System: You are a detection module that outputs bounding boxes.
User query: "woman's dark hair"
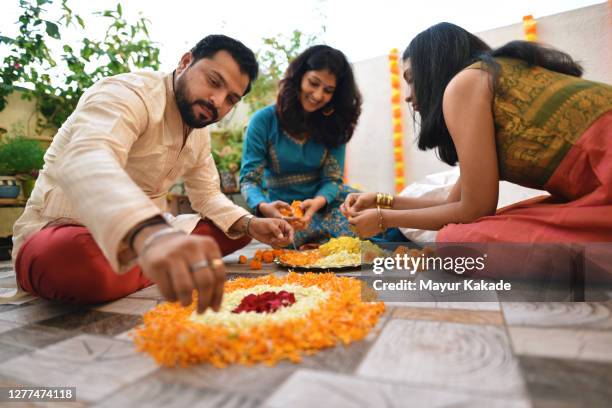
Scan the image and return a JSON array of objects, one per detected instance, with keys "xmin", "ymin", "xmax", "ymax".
[
  {"xmin": 402, "ymin": 22, "xmax": 583, "ymax": 165},
  {"xmin": 276, "ymin": 45, "xmax": 362, "ymax": 148},
  {"xmin": 191, "ymin": 34, "xmax": 258, "ymax": 95}
]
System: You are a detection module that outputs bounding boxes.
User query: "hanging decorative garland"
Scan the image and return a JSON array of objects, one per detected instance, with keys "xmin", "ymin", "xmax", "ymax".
[
  {"xmin": 388, "ymin": 48, "xmax": 405, "ymax": 193},
  {"xmin": 132, "ymin": 272, "xmax": 385, "ymax": 367},
  {"xmin": 523, "ymin": 15, "xmax": 537, "ymax": 42}
]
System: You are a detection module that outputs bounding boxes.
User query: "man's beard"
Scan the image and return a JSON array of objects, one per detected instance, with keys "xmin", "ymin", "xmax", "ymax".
[{"xmin": 175, "ymin": 74, "xmax": 219, "ymax": 128}]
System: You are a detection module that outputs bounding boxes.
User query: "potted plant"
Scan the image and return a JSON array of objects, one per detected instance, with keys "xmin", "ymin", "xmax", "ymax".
[
  {"xmin": 211, "ymin": 127, "xmax": 245, "ymax": 194},
  {"xmin": 0, "ymin": 130, "xmax": 45, "ymax": 199}
]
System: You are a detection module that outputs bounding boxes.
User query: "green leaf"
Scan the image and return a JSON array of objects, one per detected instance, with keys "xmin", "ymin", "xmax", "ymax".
[
  {"xmin": 44, "ymin": 21, "xmax": 60, "ymax": 39},
  {"xmin": 117, "ymin": 3, "xmax": 122, "ymax": 16},
  {"xmin": 76, "ymin": 15, "xmax": 85, "ymax": 28},
  {"xmin": 0, "ymin": 36, "xmax": 14, "ymax": 45}
]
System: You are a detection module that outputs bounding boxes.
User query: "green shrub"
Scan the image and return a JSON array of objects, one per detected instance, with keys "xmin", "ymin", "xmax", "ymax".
[{"xmin": 0, "ymin": 136, "xmax": 45, "ymax": 176}]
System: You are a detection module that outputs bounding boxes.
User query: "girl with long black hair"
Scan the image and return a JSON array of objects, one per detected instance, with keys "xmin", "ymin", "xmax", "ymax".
[{"xmin": 343, "ymin": 22, "xmax": 612, "ymax": 245}]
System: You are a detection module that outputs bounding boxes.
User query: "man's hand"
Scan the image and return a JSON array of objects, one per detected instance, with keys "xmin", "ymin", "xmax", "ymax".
[
  {"xmin": 300, "ymin": 196, "xmax": 327, "ymax": 229},
  {"xmin": 341, "ymin": 192, "xmax": 377, "ymax": 218},
  {"xmin": 133, "ymin": 225, "xmax": 226, "ymax": 314},
  {"xmin": 249, "ymin": 217, "xmax": 294, "ymax": 247}
]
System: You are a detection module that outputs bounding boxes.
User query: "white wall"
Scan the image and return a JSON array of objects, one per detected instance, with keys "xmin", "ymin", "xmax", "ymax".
[
  {"xmin": 477, "ymin": 2, "xmax": 611, "ymax": 83},
  {"xmin": 346, "ymin": 56, "xmax": 395, "ymax": 192},
  {"xmin": 347, "ymin": 2, "xmax": 611, "ymax": 192}
]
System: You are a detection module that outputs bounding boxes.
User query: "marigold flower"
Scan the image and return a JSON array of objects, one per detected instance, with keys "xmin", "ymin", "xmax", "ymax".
[{"xmin": 132, "ymin": 273, "xmax": 385, "ymax": 367}]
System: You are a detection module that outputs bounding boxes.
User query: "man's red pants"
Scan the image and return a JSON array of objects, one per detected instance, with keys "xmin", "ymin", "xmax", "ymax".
[{"xmin": 15, "ymin": 220, "xmax": 251, "ymax": 304}]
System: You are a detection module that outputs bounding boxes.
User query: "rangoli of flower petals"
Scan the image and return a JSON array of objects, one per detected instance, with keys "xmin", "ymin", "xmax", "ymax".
[{"xmin": 132, "ymin": 272, "xmax": 385, "ymax": 367}]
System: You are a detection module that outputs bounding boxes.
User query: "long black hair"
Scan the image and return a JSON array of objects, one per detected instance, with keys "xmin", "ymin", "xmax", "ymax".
[
  {"xmin": 276, "ymin": 45, "xmax": 362, "ymax": 148},
  {"xmin": 403, "ymin": 22, "xmax": 583, "ymax": 165}
]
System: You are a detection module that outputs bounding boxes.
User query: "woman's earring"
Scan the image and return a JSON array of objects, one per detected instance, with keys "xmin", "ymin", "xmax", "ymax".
[{"xmin": 322, "ymin": 106, "xmax": 335, "ymax": 116}]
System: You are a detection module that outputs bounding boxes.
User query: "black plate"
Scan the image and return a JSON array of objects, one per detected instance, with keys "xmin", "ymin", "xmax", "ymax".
[{"xmin": 274, "ymin": 258, "xmax": 365, "ymax": 272}]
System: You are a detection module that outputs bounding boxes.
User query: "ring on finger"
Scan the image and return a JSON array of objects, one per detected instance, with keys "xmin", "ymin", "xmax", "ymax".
[
  {"xmin": 211, "ymin": 258, "xmax": 224, "ymax": 270},
  {"xmin": 189, "ymin": 259, "xmax": 210, "ymax": 273}
]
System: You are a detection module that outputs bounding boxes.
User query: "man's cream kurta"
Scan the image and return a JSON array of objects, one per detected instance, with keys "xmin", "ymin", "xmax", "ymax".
[{"xmin": 11, "ymin": 71, "xmax": 249, "ymax": 282}]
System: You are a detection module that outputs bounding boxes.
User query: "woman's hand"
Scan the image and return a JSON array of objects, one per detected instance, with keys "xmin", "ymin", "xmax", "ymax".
[
  {"xmin": 348, "ymin": 209, "xmax": 382, "ymax": 238},
  {"xmin": 258, "ymin": 201, "xmax": 292, "ymax": 219},
  {"xmin": 300, "ymin": 196, "xmax": 327, "ymax": 229},
  {"xmin": 341, "ymin": 192, "xmax": 377, "ymax": 217}
]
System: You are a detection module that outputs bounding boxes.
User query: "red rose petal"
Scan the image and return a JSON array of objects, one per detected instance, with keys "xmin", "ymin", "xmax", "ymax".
[{"xmin": 232, "ymin": 290, "xmax": 297, "ymax": 314}]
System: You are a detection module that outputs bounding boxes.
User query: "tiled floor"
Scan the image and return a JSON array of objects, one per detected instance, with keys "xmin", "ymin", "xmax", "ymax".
[{"xmin": 1, "ymin": 242, "xmax": 611, "ymax": 407}]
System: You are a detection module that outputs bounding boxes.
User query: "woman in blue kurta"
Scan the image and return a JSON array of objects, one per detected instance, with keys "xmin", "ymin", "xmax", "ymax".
[{"xmin": 240, "ymin": 45, "xmax": 362, "ymax": 247}]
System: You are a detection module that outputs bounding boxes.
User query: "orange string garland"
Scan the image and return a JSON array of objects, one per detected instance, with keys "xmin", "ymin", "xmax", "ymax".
[
  {"xmin": 523, "ymin": 15, "xmax": 537, "ymax": 42},
  {"xmin": 388, "ymin": 48, "xmax": 405, "ymax": 192}
]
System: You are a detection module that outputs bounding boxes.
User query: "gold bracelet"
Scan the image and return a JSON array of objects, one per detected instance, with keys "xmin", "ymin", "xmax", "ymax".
[
  {"xmin": 376, "ymin": 206, "xmax": 386, "ymax": 232},
  {"xmin": 384, "ymin": 193, "xmax": 394, "ymax": 209},
  {"xmin": 376, "ymin": 193, "xmax": 394, "ymax": 209}
]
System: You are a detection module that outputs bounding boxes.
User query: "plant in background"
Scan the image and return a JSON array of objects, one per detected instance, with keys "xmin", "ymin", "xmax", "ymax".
[
  {"xmin": 211, "ymin": 127, "xmax": 245, "ymax": 173},
  {"xmin": 211, "ymin": 127, "xmax": 246, "ymax": 193},
  {"xmin": 0, "ymin": 123, "xmax": 45, "ymax": 177},
  {"xmin": 0, "ymin": 0, "xmax": 160, "ymax": 133},
  {"xmin": 243, "ymin": 30, "xmax": 320, "ymax": 113}
]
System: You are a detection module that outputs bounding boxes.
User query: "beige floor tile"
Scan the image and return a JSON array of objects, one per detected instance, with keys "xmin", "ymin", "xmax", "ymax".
[
  {"xmin": 519, "ymin": 355, "xmax": 612, "ymax": 408},
  {"xmin": 95, "ymin": 298, "xmax": 159, "ymax": 316},
  {"xmin": 0, "ymin": 319, "xmax": 21, "ymax": 334},
  {"xmin": 502, "ymin": 301, "xmax": 612, "ymax": 330},
  {"xmin": 264, "ymin": 369, "xmax": 530, "ymax": 408},
  {"xmin": 0, "ymin": 334, "xmax": 158, "ymax": 402},
  {"xmin": 393, "ymin": 306, "xmax": 504, "ymax": 325},
  {"xmin": 0, "ymin": 301, "xmax": 77, "ymax": 324},
  {"xmin": 126, "ymin": 285, "xmax": 163, "ymax": 300},
  {"xmin": 92, "ymin": 374, "xmax": 261, "ymax": 408},
  {"xmin": 509, "ymin": 326, "xmax": 612, "ymax": 363},
  {"xmin": 154, "ymin": 363, "xmax": 295, "ymax": 401},
  {"xmin": 356, "ymin": 319, "xmax": 526, "ymax": 398},
  {"xmin": 386, "ymin": 301, "xmax": 500, "ymax": 311}
]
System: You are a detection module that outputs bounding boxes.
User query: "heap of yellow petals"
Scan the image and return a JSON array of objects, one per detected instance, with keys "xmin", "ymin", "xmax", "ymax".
[{"xmin": 132, "ymin": 272, "xmax": 385, "ymax": 367}]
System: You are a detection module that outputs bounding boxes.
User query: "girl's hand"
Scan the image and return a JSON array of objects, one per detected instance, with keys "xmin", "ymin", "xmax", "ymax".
[
  {"xmin": 348, "ymin": 209, "xmax": 382, "ymax": 238},
  {"xmin": 341, "ymin": 192, "xmax": 377, "ymax": 217},
  {"xmin": 300, "ymin": 196, "xmax": 327, "ymax": 229}
]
